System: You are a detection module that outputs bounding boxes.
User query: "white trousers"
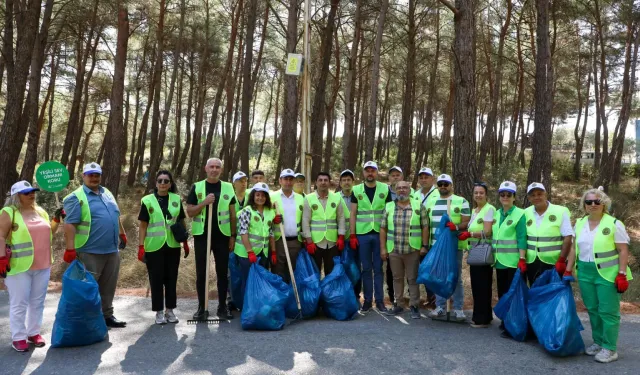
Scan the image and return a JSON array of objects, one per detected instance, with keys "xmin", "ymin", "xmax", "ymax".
[{"xmin": 4, "ymin": 268, "xmax": 50, "ymax": 341}]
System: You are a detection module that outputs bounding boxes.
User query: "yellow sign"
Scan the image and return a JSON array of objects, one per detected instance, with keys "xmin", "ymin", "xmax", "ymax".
[{"xmin": 286, "ymin": 53, "xmax": 303, "ymax": 76}]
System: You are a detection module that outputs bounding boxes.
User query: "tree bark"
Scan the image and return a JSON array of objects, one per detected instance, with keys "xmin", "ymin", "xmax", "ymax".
[
  {"xmin": 280, "ymin": 0, "xmax": 300, "ymax": 172},
  {"xmin": 342, "ymin": 0, "xmax": 361, "ymax": 169}
]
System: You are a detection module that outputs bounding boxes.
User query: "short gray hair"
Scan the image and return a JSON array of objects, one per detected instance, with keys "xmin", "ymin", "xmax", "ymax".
[
  {"xmin": 206, "ymin": 158, "xmax": 223, "ymax": 167},
  {"xmin": 579, "ymin": 188, "xmax": 612, "ymax": 214}
]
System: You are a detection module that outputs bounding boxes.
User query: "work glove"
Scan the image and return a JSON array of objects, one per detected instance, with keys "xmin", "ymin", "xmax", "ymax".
[
  {"xmin": 306, "ymin": 242, "xmax": 317, "ymax": 255},
  {"xmin": 273, "ymin": 214, "xmax": 283, "ymax": 225},
  {"xmin": 615, "ymin": 274, "xmax": 629, "ymax": 293},
  {"xmin": 562, "ymin": 270, "xmax": 575, "ymax": 284},
  {"xmin": 517, "ymin": 258, "xmax": 527, "ymax": 274},
  {"xmin": 183, "ymin": 242, "xmax": 190, "ymax": 258},
  {"xmin": 119, "ymin": 234, "xmax": 127, "ymax": 249},
  {"xmin": 337, "ymin": 235, "xmax": 345, "ymax": 251},
  {"xmin": 349, "ymin": 234, "xmax": 359, "ymax": 250},
  {"xmin": 0, "ymin": 256, "xmax": 10, "ymax": 278},
  {"xmin": 63, "ymin": 249, "xmax": 77, "ymax": 263},
  {"xmin": 53, "ymin": 208, "xmax": 66, "ymax": 223},
  {"xmin": 457, "ymin": 231, "xmax": 471, "ymax": 241},
  {"xmin": 555, "ymin": 256, "xmax": 567, "ymax": 275},
  {"xmin": 138, "ymin": 245, "xmax": 146, "ymax": 263},
  {"xmin": 248, "ymin": 251, "xmax": 258, "ymax": 264},
  {"xmin": 445, "ymin": 222, "xmax": 457, "ymax": 231},
  {"xmin": 271, "ymin": 250, "xmax": 277, "ymax": 265}
]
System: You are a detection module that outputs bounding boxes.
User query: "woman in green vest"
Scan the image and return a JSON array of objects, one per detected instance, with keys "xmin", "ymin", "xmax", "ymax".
[
  {"xmin": 138, "ymin": 170, "xmax": 188, "ymax": 325},
  {"xmin": 0, "ymin": 181, "xmax": 64, "ymax": 352},
  {"xmin": 565, "ymin": 188, "xmax": 632, "ymax": 363}
]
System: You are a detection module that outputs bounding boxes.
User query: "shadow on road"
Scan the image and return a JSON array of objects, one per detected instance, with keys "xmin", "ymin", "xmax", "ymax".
[
  {"xmin": 121, "ymin": 323, "xmax": 188, "ymax": 373},
  {"xmin": 30, "ymin": 339, "xmax": 112, "ymax": 374}
]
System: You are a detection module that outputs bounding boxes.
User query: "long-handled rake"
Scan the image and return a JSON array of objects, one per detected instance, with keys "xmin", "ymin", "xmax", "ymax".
[{"xmin": 275, "ymin": 202, "xmax": 304, "ymax": 323}]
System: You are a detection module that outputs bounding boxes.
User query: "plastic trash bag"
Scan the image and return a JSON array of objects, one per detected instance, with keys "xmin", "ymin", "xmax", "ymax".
[
  {"xmin": 416, "ymin": 214, "xmax": 458, "ymax": 298},
  {"xmin": 320, "ymin": 256, "xmax": 359, "ymax": 321},
  {"xmin": 51, "ymin": 260, "xmax": 108, "ymax": 348},
  {"xmin": 494, "ymin": 269, "xmax": 529, "ymax": 341},
  {"xmin": 286, "ymin": 249, "xmax": 321, "ymax": 319},
  {"xmin": 341, "ymin": 247, "xmax": 361, "ymax": 285},
  {"xmin": 228, "ymin": 252, "xmax": 244, "ymax": 310},
  {"xmin": 241, "ymin": 263, "xmax": 290, "ymax": 330},
  {"xmin": 527, "ymin": 269, "xmax": 585, "ymax": 357}
]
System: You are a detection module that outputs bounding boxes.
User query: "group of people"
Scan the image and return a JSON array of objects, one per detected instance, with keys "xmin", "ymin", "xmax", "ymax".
[{"xmin": 0, "ymin": 159, "xmax": 632, "ymax": 364}]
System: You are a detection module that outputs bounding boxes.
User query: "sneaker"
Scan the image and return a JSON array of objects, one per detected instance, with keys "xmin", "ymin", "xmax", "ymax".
[
  {"xmin": 429, "ymin": 306, "xmax": 445, "ymax": 318},
  {"xmin": 27, "ymin": 334, "xmax": 46, "ymax": 347},
  {"xmin": 384, "ymin": 305, "xmax": 404, "ymax": 316},
  {"xmin": 155, "ymin": 311, "xmax": 167, "ymax": 325},
  {"xmin": 360, "ymin": 301, "xmax": 372, "ymax": 313},
  {"xmin": 12, "ymin": 340, "xmax": 29, "ymax": 352},
  {"xmin": 165, "ymin": 309, "xmax": 179, "ymax": 324},
  {"xmin": 595, "ymin": 348, "xmax": 618, "ymax": 363},
  {"xmin": 410, "ymin": 306, "xmax": 421, "ymax": 319},
  {"xmin": 376, "ymin": 303, "xmax": 389, "ymax": 313},
  {"xmin": 454, "ymin": 310, "xmax": 466, "ymax": 321},
  {"xmin": 585, "ymin": 343, "xmax": 602, "ymax": 356}
]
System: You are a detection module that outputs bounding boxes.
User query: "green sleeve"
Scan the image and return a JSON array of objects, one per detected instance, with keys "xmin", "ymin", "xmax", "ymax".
[{"xmin": 516, "ymin": 214, "xmax": 528, "ymax": 250}]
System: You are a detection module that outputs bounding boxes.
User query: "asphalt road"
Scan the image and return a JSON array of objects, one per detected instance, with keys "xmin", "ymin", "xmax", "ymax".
[{"xmin": 1, "ymin": 291, "xmax": 639, "ymax": 374}]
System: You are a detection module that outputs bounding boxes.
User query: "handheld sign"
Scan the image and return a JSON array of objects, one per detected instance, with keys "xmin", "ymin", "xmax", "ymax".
[{"xmin": 36, "ymin": 161, "xmax": 70, "ymax": 205}]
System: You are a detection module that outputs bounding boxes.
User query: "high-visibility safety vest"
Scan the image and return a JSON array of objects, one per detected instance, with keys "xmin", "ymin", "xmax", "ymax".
[
  {"xmin": 1, "ymin": 206, "xmax": 53, "ymax": 276},
  {"xmin": 491, "ymin": 206, "xmax": 525, "ymax": 268},
  {"xmin": 384, "ymin": 200, "xmax": 422, "ymax": 253},
  {"xmin": 234, "ymin": 191, "xmax": 248, "ymax": 214},
  {"xmin": 427, "ymin": 194, "xmax": 467, "ymax": 250},
  {"xmin": 524, "ymin": 203, "xmax": 569, "ymax": 264},
  {"xmin": 340, "ymin": 192, "xmax": 351, "ymax": 237},
  {"xmin": 270, "ymin": 190, "xmax": 303, "ymax": 241},
  {"xmin": 575, "ymin": 214, "xmax": 632, "ymax": 283},
  {"xmin": 306, "ymin": 192, "xmax": 341, "ymax": 243},
  {"xmin": 353, "ymin": 182, "xmax": 388, "ymax": 234},
  {"xmin": 467, "ymin": 203, "xmax": 496, "ymax": 248},
  {"xmin": 64, "ymin": 186, "xmax": 116, "ymax": 249},
  {"xmin": 141, "ymin": 193, "xmax": 181, "ymax": 251},
  {"xmin": 191, "ymin": 180, "xmax": 234, "ymax": 236},
  {"xmin": 234, "ymin": 206, "xmax": 275, "ymax": 258},
  {"xmin": 413, "ymin": 186, "xmax": 438, "ymax": 208}
]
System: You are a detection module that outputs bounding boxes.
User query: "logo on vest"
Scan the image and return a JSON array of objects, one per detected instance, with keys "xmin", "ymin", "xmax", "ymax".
[
  {"xmin": 312, "ymin": 204, "xmax": 318, "ymax": 210},
  {"xmin": 378, "ymin": 193, "xmax": 385, "ymax": 199},
  {"xmin": 506, "ymin": 220, "xmax": 513, "ymax": 226},
  {"xmin": 454, "ymin": 207, "xmax": 460, "ymax": 214},
  {"xmin": 12, "ymin": 223, "xmax": 18, "ymax": 232},
  {"xmin": 198, "ymin": 193, "xmax": 203, "ymax": 199},
  {"xmin": 299, "ymin": 205, "xmax": 303, "ymax": 211},
  {"xmin": 549, "ymin": 215, "xmax": 557, "ymax": 222},
  {"xmin": 149, "ymin": 207, "xmax": 154, "ymax": 214},
  {"xmin": 358, "ymin": 194, "xmax": 363, "ymax": 200},
  {"xmin": 331, "ymin": 202, "xmax": 336, "ymax": 208},
  {"xmin": 527, "ymin": 219, "xmax": 533, "ymax": 226},
  {"xmin": 602, "ymin": 227, "xmax": 611, "ymax": 235},
  {"xmin": 267, "ymin": 220, "xmax": 272, "ymax": 226},
  {"xmin": 223, "ymin": 194, "xmax": 229, "ymax": 200},
  {"xmin": 172, "ymin": 202, "xmax": 178, "ymax": 207},
  {"xmin": 79, "ymin": 200, "xmax": 84, "ymax": 207},
  {"xmin": 415, "ymin": 210, "xmax": 420, "ymax": 215},
  {"xmin": 254, "ymin": 216, "xmax": 260, "ymax": 222}
]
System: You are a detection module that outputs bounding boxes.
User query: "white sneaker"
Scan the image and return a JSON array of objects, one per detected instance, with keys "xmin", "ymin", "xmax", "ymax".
[
  {"xmin": 429, "ymin": 306, "xmax": 445, "ymax": 318},
  {"xmin": 454, "ymin": 310, "xmax": 466, "ymax": 321},
  {"xmin": 155, "ymin": 312, "xmax": 167, "ymax": 325},
  {"xmin": 595, "ymin": 348, "xmax": 618, "ymax": 363},
  {"xmin": 585, "ymin": 343, "xmax": 602, "ymax": 356},
  {"xmin": 165, "ymin": 309, "xmax": 179, "ymax": 324}
]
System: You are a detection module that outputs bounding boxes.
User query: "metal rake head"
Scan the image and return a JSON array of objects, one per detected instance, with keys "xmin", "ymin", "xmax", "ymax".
[{"xmin": 186, "ymin": 318, "xmax": 225, "ymax": 325}]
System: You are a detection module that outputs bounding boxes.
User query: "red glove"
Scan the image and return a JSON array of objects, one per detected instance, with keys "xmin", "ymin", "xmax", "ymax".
[
  {"xmin": 119, "ymin": 233, "xmax": 127, "ymax": 249},
  {"xmin": 0, "ymin": 256, "xmax": 10, "ymax": 278},
  {"xmin": 274, "ymin": 214, "xmax": 283, "ymax": 225},
  {"xmin": 337, "ymin": 235, "xmax": 345, "ymax": 251},
  {"xmin": 555, "ymin": 256, "xmax": 567, "ymax": 275},
  {"xmin": 183, "ymin": 242, "xmax": 190, "ymax": 258},
  {"xmin": 306, "ymin": 242, "xmax": 317, "ymax": 255},
  {"xmin": 248, "ymin": 251, "xmax": 257, "ymax": 264},
  {"xmin": 615, "ymin": 273, "xmax": 629, "ymax": 293},
  {"xmin": 53, "ymin": 208, "xmax": 66, "ymax": 223},
  {"xmin": 457, "ymin": 231, "xmax": 471, "ymax": 241},
  {"xmin": 271, "ymin": 250, "xmax": 277, "ymax": 265},
  {"xmin": 138, "ymin": 245, "xmax": 145, "ymax": 262},
  {"xmin": 517, "ymin": 258, "xmax": 527, "ymax": 273},
  {"xmin": 562, "ymin": 270, "xmax": 575, "ymax": 283},
  {"xmin": 349, "ymin": 234, "xmax": 359, "ymax": 250},
  {"xmin": 445, "ymin": 222, "xmax": 457, "ymax": 231},
  {"xmin": 63, "ymin": 249, "xmax": 77, "ymax": 263}
]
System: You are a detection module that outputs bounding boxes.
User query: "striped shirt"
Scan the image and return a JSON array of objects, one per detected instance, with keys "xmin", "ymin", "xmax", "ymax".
[{"xmin": 427, "ymin": 195, "xmax": 470, "ymax": 245}]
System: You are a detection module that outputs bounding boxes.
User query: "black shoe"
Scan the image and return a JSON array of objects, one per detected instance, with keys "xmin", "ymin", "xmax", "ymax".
[
  {"xmin": 410, "ymin": 306, "xmax": 421, "ymax": 319},
  {"xmin": 384, "ymin": 305, "xmax": 404, "ymax": 316},
  {"xmin": 217, "ymin": 305, "xmax": 233, "ymax": 320},
  {"xmin": 500, "ymin": 330, "xmax": 512, "ymax": 339},
  {"xmin": 192, "ymin": 306, "xmax": 208, "ymax": 320},
  {"xmin": 228, "ymin": 300, "xmax": 238, "ymax": 312},
  {"xmin": 360, "ymin": 301, "xmax": 372, "ymax": 313},
  {"xmin": 105, "ymin": 316, "xmax": 127, "ymax": 328},
  {"xmin": 376, "ymin": 303, "xmax": 389, "ymax": 313}
]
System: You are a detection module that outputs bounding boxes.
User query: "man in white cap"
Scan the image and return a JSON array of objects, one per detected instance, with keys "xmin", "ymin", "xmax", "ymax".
[
  {"xmin": 350, "ymin": 161, "xmax": 392, "ymax": 312},
  {"xmin": 63, "ymin": 162, "xmax": 128, "ymax": 328},
  {"xmin": 294, "ymin": 173, "xmax": 306, "ymax": 197},
  {"xmin": 523, "ymin": 182, "xmax": 574, "ymax": 285},
  {"xmin": 426, "ymin": 174, "xmax": 471, "ymax": 321},
  {"xmin": 270, "ymin": 168, "xmax": 304, "ymax": 283},
  {"xmin": 413, "ymin": 166, "xmax": 438, "ymax": 306},
  {"xmin": 339, "ymin": 169, "xmax": 362, "ymax": 299},
  {"xmin": 388, "ymin": 166, "xmax": 403, "ymax": 201},
  {"xmin": 232, "ymin": 171, "xmax": 248, "ymax": 212}
]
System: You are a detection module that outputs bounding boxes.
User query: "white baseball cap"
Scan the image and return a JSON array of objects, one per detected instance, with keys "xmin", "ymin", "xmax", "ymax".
[
  {"xmin": 417, "ymin": 167, "xmax": 433, "ymax": 176},
  {"xmin": 363, "ymin": 161, "xmax": 378, "ymax": 170},
  {"xmin": 232, "ymin": 171, "xmax": 247, "ymax": 183},
  {"xmin": 389, "ymin": 166, "xmax": 403, "ymax": 174},
  {"xmin": 251, "ymin": 182, "xmax": 270, "ymax": 193},
  {"xmin": 340, "ymin": 169, "xmax": 355, "ymax": 178},
  {"xmin": 527, "ymin": 182, "xmax": 546, "ymax": 194},
  {"xmin": 437, "ymin": 174, "xmax": 453, "ymax": 184},
  {"xmin": 498, "ymin": 181, "xmax": 517, "ymax": 194},
  {"xmin": 294, "ymin": 173, "xmax": 305, "ymax": 180},
  {"xmin": 11, "ymin": 180, "xmax": 40, "ymax": 195},
  {"xmin": 83, "ymin": 162, "xmax": 102, "ymax": 175},
  {"xmin": 279, "ymin": 168, "xmax": 295, "ymax": 178}
]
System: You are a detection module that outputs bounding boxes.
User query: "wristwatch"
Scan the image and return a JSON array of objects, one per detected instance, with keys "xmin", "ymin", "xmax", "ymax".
[{"xmin": 422, "ymin": 244, "xmax": 429, "ymax": 249}]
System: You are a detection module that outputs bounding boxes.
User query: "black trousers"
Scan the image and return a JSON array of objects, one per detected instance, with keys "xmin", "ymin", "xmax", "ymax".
[
  {"xmin": 386, "ymin": 260, "xmax": 394, "ymax": 303},
  {"xmin": 312, "ymin": 245, "xmax": 339, "ymax": 276},
  {"xmin": 526, "ymin": 258, "xmax": 554, "ymax": 286},
  {"xmin": 470, "ymin": 265, "xmax": 493, "ymax": 325},
  {"xmin": 145, "ymin": 245, "xmax": 181, "ymax": 311},
  {"xmin": 195, "ymin": 234, "xmax": 229, "ymax": 309},
  {"xmin": 496, "ymin": 267, "xmax": 517, "ymax": 330}
]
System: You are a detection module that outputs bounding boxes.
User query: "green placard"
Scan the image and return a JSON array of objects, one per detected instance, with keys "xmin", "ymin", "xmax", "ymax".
[{"xmin": 36, "ymin": 161, "xmax": 70, "ymax": 192}]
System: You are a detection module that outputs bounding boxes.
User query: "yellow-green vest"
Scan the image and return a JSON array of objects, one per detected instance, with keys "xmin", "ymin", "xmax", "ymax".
[
  {"xmin": 467, "ymin": 203, "xmax": 496, "ymax": 247},
  {"xmin": 191, "ymin": 180, "xmax": 234, "ymax": 236},
  {"xmin": 141, "ymin": 193, "xmax": 181, "ymax": 251},
  {"xmin": 340, "ymin": 192, "xmax": 351, "ymax": 237},
  {"xmin": 353, "ymin": 182, "xmax": 388, "ymax": 234},
  {"xmin": 492, "ymin": 206, "xmax": 525, "ymax": 268},
  {"xmin": 234, "ymin": 206, "xmax": 275, "ymax": 257},
  {"xmin": 1, "ymin": 206, "xmax": 53, "ymax": 276},
  {"xmin": 413, "ymin": 186, "xmax": 438, "ymax": 208},
  {"xmin": 384, "ymin": 200, "xmax": 422, "ymax": 253},
  {"xmin": 427, "ymin": 194, "xmax": 467, "ymax": 250},
  {"xmin": 575, "ymin": 214, "xmax": 632, "ymax": 283},
  {"xmin": 63, "ymin": 186, "xmax": 116, "ymax": 249},
  {"xmin": 270, "ymin": 190, "xmax": 303, "ymax": 241},
  {"xmin": 524, "ymin": 203, "xmax": 569, "ymax": 264},
  {"xmin": 234, "ymin": 191, "xmax": 248, "ymax": 214},
  {"xmin": 306, "ymin": 192, "xmax": 340, "ymax": 243}
]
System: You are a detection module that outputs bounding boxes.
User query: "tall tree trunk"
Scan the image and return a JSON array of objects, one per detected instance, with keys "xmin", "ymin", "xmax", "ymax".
[
  {"xmin": 176, "ymin": 49, "xmax": 195, "ymax": 178},
  {"xmin": 44, "ymin": 50, "xmax": 59, "ymax": 162},
  {"xmin": 279, "ymin": 0, "xmax": 300, "ymax": 172},
  {"xmin": 397, "ymin": 0, "xmax": 417, "ymax": 175},
  {"xmin": 323, "ymin": 25, "xmax": 341, "ymax": 172},
  {"xmin": 256, "ymin": 73, "xmax": 276, "ymax": 170},
  {"xmin": 573, "ymin": 27, "xmax": 592, "ymax": 182},
  {"xmin": 342, "ymin": 0, "xmax": 361, "ymax": 169},
  {"xmin": 172, "ymin": 58, "xmax": 184, "ymax": 171}
]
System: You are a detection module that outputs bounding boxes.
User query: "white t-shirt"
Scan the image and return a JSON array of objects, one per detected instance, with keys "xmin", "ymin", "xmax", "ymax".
[
  {"xmin": 575, "ymin": 220, "xmax": 630, "ymax": 262},
  {"xmin": 532, "ymin": 203, "xmax": 575, "ymax": 237},
  {"xmin": 280, "ymin": 191, "xmax": 299, "ymax": 237},
  {"xmin": 470, "ymin": 206, "xmax": 495, "ymax": 225}
]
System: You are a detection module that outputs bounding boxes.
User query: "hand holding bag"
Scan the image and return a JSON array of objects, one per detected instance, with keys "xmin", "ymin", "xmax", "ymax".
[{"xmin": 466, "ymin": 231, "xmax": 494, "ymax": 266}]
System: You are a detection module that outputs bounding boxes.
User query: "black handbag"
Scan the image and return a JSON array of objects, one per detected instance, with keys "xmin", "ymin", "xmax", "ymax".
[{"xmin": 170, "ymin": 221, "xmax": 189, "ymax": 243}]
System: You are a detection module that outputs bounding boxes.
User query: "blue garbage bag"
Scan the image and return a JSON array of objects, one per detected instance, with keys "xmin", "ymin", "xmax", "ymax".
[
  {"xmin": 320, "ymin": 256, "xmax": 359, "ymax": 321},
  {"xmin": 494, "ymin": 270, "xmax": 529, "ymax": 341},
  {"xmin": 528, "ymin": 269, "xmax": 585, "ymax": 356},
  {"xmin": 286, "ymin": 250, "xmax": 321, "ymax": 318},
  {"xmin": 51, "ymin": 260, "xmax": 108, "ymax": 348},
  {"xmin": 341, "ymin": 247, "xmax": 361, "ymax": 285},
  {"xmin": 228, "ymin": 252, "xmax": 244, "ymax": 310},
  {"xmin": 416, "ymin": 214, "xmax": 458, "ymax": 298},
  {"xmin": 241, "ymin": 263, "xmax": 290, "ymax": 330}
]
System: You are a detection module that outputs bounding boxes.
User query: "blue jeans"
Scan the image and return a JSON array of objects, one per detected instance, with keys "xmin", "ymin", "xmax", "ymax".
[
  {"xmin": 357, "ymin": 233, "xmax": 383, "ymax": 304},
  {"xmin": 436, "ymin": 251, "xmax": 464, "ymax": 310}
]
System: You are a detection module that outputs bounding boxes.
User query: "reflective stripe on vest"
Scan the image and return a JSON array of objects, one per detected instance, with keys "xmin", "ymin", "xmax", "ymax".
[
  {"xmin": 141, "ymin": 193, "xmax": 181, "ymax": 252},
  {"xmin": 427, "ymin": 194, "xmax": 467, "ymax": 250},
  {"xmin": 234, "ymin": 206, "xmax": 275, "ymax": 258},
  {"xmin": 524, "ymin": 204, "xmax": 568, "ymax": 265},
  {"xmin": 270, "ymin": 191, "xmax": 303, "ymax": 241},
  {"xmin": 491, "ymin": 206, "xmax": 525, "ymax": 268},
  {"xmin": 467, "ymin": 203, "xmax": 496, "ymax": 247},
  {"xmin": 1, "ymin": 206, "xmax": 52, "ymax": 276},
  {"xmin": 191, "ymin": 180, "xmax": 235, "ymax": 236},
  {"xmin": 353, "ymin": 182, "xmax": 388, "ymax": 234},
  {"xmin": 306, "ymin": 192, "xmax": 340, "ymax": 243},
  {"xmin": 63, "ymin": 186, "xmax": 115, "ymax": 249},
  {"xmin": 385, "ymin": 200, "xmax": 422, "ymax": 253}
]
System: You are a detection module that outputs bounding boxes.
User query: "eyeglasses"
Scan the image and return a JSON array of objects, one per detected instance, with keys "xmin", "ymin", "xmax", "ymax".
[
  {"xmin": 499, "ymin": 192, "xmax": 513, "ymax": 198},
  {"xmin": 437, "ymin": 182, "xmax": 450, "ymax": 187},
  {"xmin": 157, "ymin": 179, "xmax": 171, "ymax": 184},
  {"xmin": 584, "ymin": 199, "xmax": 602, "ymax": 206}
]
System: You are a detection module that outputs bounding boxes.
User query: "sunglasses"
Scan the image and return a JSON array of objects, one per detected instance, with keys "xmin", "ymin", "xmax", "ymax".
[
  {"xmin": 499, "ymin": 192, "xmax": 513, "ymax": 198},
  {"xmin": 437, "ymin": 182, "xmax": 450, "ymax": 187},
  {"xmin": 474, "ymin": 182, "xmax": 487, "ymax": 187},
  {"xmin": 157, "ymin": 179, "xmax": 171, "ymax": 184},
  {"xmin": 584, "ymin": 199, "xmax": 602, "ymax": 206}
]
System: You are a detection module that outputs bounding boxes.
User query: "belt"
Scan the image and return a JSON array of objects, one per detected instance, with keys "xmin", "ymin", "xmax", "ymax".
[{"xmin": 285, "ymin": 236, "xmax": 299, "ymax": 241}]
